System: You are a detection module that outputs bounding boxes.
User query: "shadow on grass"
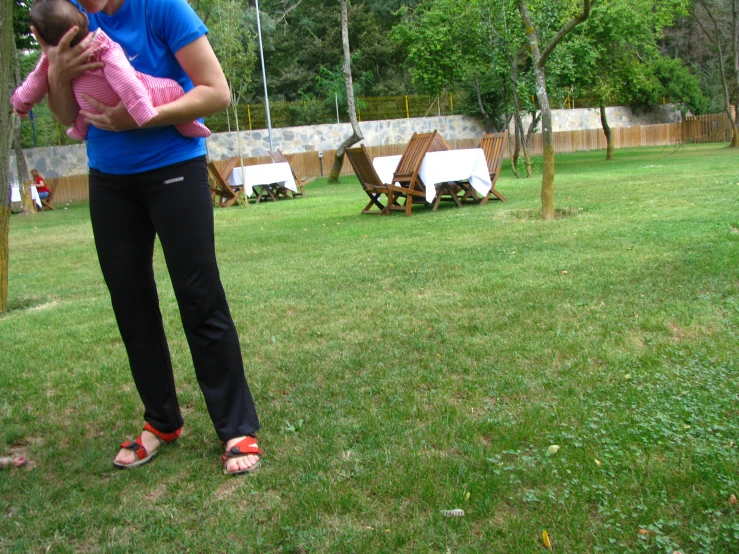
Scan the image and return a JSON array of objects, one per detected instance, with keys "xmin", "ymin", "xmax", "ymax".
[{"xmin": 507, "ymin": 206, "xmax": 585, "ymax": 220}]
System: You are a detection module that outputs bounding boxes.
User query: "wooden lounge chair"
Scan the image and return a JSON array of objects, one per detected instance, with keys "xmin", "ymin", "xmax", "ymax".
[
  {"xmin": 345, "ymin": 145, "xmax": 394, "ymax": 216},
  {"xmin": 386, "ymin": 131, "xmax": 438, "ymax": 216},
  {"xmin": 207, "ymin": 157, "xmax": 244, "ymax": 208},
  {"xmin": 477, "ymin": 131, "xmax": 508, "ymax": 203},
  {"xmin": 269, "ymin": 150, "xmax": 315, "ymax": 198}
]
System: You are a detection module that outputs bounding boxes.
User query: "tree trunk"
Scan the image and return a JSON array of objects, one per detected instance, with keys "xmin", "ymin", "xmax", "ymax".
[
  {"xmin": 511, "ymin": 117, "xmax": 521, "ymax": 178},
  {"xmin": 538, "ymin": 80, "xmax": 555, "ymax": 221},
  {"xmin": 12, "ymin": 38, "xmax": 34, "ymax": 214},
  {"xmin": 732, "ymin": 0, "xmax": 738, "ymax": 146},
  {"xmin": 518, "ymin": 0, "xmax": 591, "ymax": 220},
  {"xmin": 600, "ymin": 105, "xmax": 613, "ymax": 160},
  {"xmin": 328, "ymin": 0, "xmax": 363, "ymax": 183},
  {"xmin": 524, "ymin": 110, "xmax": 538, "ymax": 177},
  {"xmin": 473, "ymin": 73, "xmax": 490, "ymax": 123},
  {"xmin": 509, "ymin": 61, "xmax": 531, "ymax": 178},
  {"xmin": 1, "ymin": 0, "xmax": 15, "ymax": 313},
  {"xmin": 696, "ymin": 0, "xmax": 738, "ymax": 147}
]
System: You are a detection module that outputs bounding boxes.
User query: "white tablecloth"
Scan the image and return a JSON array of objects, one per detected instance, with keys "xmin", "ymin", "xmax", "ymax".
[
  {"xmin": 227, "ymin": 162, "xmax": 297, "ymax": 197},
  {"xmin": 11, "ymin": 184, "xmax": 42, "ymax": 207},
  {"xmin": 373, "ymin": 149, "xmax": 492, "ymax": 203}
]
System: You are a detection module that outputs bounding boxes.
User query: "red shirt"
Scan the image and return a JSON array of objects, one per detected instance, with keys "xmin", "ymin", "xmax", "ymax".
[{"xmin": 34, "ymin": 175, "xmax": 50, "ymax": 195}]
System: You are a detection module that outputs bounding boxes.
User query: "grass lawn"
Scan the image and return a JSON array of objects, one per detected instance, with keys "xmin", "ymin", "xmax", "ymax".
[{"xmin": 1, "ymin": 144, "xmax": 738, "ymax": 553}]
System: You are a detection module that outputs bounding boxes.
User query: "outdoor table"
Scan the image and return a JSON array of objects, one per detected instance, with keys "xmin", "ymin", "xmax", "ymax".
[
  {"xmin": 227, "ymin": 162, "xmax": 298, "ymax": 203},
  {"xmin": 372, "ymin": 148, "xmax": 492, "ymax": 204},
  {"xmin": 19, "ymin": 185, "xmax": 42, "ymax": 208}
]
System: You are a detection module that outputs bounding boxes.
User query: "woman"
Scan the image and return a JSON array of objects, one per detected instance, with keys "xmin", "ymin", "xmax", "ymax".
[
  {"xmin": 31, "ymin": 169, "xmax": 50, "ymax": 201},
  {"xmin": 34, "ymin": 0, "xmax": 261, "ymax": 474}
]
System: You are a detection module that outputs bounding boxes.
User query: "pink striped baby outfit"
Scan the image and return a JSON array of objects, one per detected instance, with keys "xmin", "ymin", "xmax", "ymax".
[{"xmin": 11, "ymin": 29, "xmax": 210, "ymax": 141}]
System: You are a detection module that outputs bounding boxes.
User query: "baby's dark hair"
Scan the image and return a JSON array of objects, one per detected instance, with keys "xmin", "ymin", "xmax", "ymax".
[{"xmin": 30, "ymin": 0, "xmax": 88, "ymax": 47}]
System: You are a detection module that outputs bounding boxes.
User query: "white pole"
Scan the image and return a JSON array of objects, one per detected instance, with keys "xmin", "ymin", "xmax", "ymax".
[
  {"xmin": 255, "ymin": 0, "xmax": 274, "ymax": 154},
  {"xmin": 335, "ymin": 93, "xmax": 340, "ymax": 124}
]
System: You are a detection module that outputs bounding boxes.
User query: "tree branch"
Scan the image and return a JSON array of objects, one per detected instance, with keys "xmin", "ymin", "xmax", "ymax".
[{"xmin": 539, "ymin": 0, "xmax": 592, "ymax": 67}]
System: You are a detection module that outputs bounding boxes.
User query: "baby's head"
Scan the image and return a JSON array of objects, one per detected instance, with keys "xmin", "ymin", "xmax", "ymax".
[{"xmin": 30, "ymin": 0, "xmax": 88, "ymax": 47}]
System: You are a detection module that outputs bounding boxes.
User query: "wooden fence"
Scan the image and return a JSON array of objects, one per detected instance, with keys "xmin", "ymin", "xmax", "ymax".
[
  {"xmin": 48, "ymin": 117, "xmax": 734, "ymax": 204},
  {"xmin": 682, "ymin": 113, "xmax": 735, "ymax": 143}
]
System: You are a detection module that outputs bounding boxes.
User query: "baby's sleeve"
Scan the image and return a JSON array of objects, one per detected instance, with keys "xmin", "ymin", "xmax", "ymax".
[
  {"xmin": 11, "ymin": 54, "xmax": 51, "ymax": 114},
  {"xmin": 101, "ymin": 45, "xmax": 158, "ymax": 127}
]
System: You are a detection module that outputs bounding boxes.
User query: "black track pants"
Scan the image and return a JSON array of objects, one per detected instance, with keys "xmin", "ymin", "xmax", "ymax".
[{"xmin": 89, "ymin": 156, "xmax": 259, "ymax": 441}]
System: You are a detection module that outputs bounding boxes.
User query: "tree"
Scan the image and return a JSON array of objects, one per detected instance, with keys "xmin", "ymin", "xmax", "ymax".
[
  {"xmin": 2, "ymin": 0, "xmax": 16, "ymax": 313},
  {"xmin": 209, "ymin": 0, "xmax": 257, "ymax": 164},
  {"xmin": 326, "ymin": 0, "xmax": 364, "ymax": 183},
  {"xmin": 693, "ymin": 0, "xmax": 739, "ymax": 146},
  {"xmin": 517, "ymin": 0, "xmax": 592, "ymax": 220},
  {"xmin": 571, "ymin": 0, "xmax": 696, "ymax": 160}
]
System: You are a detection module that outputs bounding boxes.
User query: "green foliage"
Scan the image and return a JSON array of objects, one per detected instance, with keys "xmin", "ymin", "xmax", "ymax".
[{"xmin": 651, "ymin": 57, "xmax": 708, "ymax": 115}]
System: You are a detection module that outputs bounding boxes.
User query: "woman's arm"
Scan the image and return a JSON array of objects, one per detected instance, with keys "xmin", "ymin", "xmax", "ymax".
[
  {"xmin": 32, "ymin": 26, "xmax": 103, "ymax": 126},
  {"xmin": 80, "ymin": 35, "xmax": 230, "ymax": 131}
]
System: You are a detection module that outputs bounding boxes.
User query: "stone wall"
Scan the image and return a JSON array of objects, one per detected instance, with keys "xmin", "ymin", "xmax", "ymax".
[
  {"xmin": 7, "ymin": 105, "xmax": 680, "ymax": 181},
  {"xmin": 516, "ymin": 104, "xmax": 680, "ymax": 134}
]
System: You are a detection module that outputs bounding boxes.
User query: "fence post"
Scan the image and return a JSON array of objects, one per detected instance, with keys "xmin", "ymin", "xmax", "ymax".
[
  {"xmin": 405, "ymin": 95, "xmax": 410, "ymax": 119},
  {"xmin": 449, "ymin": 93, "xmax": 454, "ymax": 114},
  {"xmin": 247, "ymin": 105, "xmax": 252, "ymax": 131}
]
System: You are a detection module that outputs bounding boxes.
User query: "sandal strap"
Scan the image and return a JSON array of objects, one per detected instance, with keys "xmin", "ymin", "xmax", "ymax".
[
  {"xmin": 120, "ymin": 438, "xmax": 148, "ymax": 461},
  {"xmin": 144, "ymin": 422, "xmax": 182, "ymax": 444},
  {"xmin": 221, "ymin": 436, "xmax": 262, "ymax": 464}
]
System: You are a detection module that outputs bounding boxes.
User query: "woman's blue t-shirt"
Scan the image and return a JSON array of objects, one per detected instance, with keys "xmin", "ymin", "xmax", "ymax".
[{"xmin": 73, "ymin": 0, "xmax": 208, "ymax": 174}]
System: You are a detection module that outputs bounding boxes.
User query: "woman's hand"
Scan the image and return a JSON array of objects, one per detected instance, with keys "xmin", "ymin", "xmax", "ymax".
[
  {"xmin": 79, "ymin": 96, "xmax": 139, "ymax": 132},
  {"xmin": 32, "ymin": 26, "xmax": 102, "ymax": 86},
  {"xmin": 32, "ymin": 25, "xmax": 103, "ymax": 126}
]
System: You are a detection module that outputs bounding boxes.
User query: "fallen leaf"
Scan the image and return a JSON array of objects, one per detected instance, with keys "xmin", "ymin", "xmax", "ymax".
[
  {"xmin": 542, "ymin": 530, "xmax": 552, "ymax": 549},
  {"xmin": 730, "ymin": 494, "xmax": 737, "ymax": 505},
  {"xmin": 625, "ymin": 374, "xmax": 632, "ymax": 380},
  {"xmin": 595, "ymin": 458, "xmax": 602, "ymax": 467},
  {"xmin": 546, "ymin": 445, "xmax": 560, "ymax": 455},
  {"xmin": 465, "ymin": 492, "xmax": 471, "ymax": 501},
  {"xmin": 638, "ymin": 528, "xmax": 654, "ymax": 537},
  {"xmin": 561, "ymin": 270, "xmax": 569, "ymax": 275}
]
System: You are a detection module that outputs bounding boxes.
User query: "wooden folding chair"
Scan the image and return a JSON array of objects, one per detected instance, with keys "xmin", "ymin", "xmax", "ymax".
[
  {"xmin": 426, "ymin": 132, "xmax": 468, "ymax": 210},
  {"xmin": 269, "ymin": 150, "xmax": 316, "ymax": 198},
  {"xmin": 386, "ymin": 131, "xmax": 438, "ymax": 216},
  {"xmin": 207, "ymin": 157, "xmax": 244, "ymax": 208},
  {"xmin": 345, "ymin": 145, "xmax": 395, "ymax": 215},
  {"xmin": 429, "ymin": 132, "xmax": 453, "ymax": 152},
  {"xmin": 476, "ymin": 131, "xmax": 508, "ymax": 203},
  {"xmin": 40, "ymin": 177, "xmax": 58, "ymax": 210}
]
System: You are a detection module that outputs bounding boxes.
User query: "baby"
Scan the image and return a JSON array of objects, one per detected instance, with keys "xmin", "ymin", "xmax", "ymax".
[{"xmin": 12, "ymin": 0, "xmax": 211, "ymax": 140}]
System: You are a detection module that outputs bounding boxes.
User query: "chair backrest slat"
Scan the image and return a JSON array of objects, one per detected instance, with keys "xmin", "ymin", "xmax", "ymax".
[
  {"xmin": 429, "ymin": 133, "xmax": 452, "ymax": 152},
  {"xmin": 346, "ymin": 145, "xmax": 384, "ymax": 191},
  {"xmin": 270, "ymin": 149, "xmax": 300, "ymax": 182},
  {"xmin": 394, "ymin": 131, "xmax": 437, "ymax": 180},
  {"xmin": 480, "ymin": 131, "xmax": 508, "ymax": 174}
]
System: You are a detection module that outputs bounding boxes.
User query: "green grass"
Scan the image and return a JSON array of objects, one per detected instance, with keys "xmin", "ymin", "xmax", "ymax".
[{"xmin": 1, "ymin": 144, "xmax": 738, "ymax": 553}]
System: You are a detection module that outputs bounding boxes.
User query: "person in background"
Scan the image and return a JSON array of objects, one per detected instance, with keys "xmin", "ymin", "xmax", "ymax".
[
  {"xmin": 31, "ymin": 169, "xmax": 51, "ymax": 201},
  {"xmin": 35, "ymin": 0, "xmax": 262, "ymax": 475}
]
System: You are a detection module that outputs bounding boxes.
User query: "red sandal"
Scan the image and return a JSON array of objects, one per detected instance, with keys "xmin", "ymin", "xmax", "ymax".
[
  {"xmin": 113, "ymin": 422, "xmax": 183, "ymax": 470},
  {"xmin": 221, "ymin": 436, "xmax": 262, "ymax": 475}
]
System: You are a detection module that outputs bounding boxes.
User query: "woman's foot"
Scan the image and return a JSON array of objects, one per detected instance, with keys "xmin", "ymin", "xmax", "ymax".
[
  {"xmin": 113, "ymin": 430, "xmax": 161, "ymax": 467},
  {"xmin": 0, "ymin": 456, "xmax": 27, "ymax": 469},
  {"xmin": 222, "ymin": 436, "xmax": 261, "ymax": 475},
  {"xmin": 113, "ymin": 423, "xmax": 183, "ymax": 469}
]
